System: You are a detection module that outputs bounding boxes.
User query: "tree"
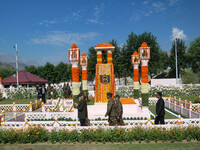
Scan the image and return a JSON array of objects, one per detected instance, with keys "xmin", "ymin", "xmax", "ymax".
[
  {"xmin": 181, "ymin": 68, "xmax": 199, "ymax": 84},
  {"xmin": 87, "ymin": 46, "xmax": 96, "ymax": 81},
  {"xmin": 25, "ymin": 65, "xmax": 38, "ymax": 75},
  {"xmin": 169, "ymin": 39, "xmax": 187, "ymax": 78},
  {"xmin": 55, "ymin": 62, "xmax": 69, "ymax": 83},
  {"xmin": 0, "ymin": 68, "xmax": 15, "ymax": 79},
  {"xmin": 121, "ymin": 32, "xmax": 168, "ymax": 80},
  {"xmin": 40, "ymin": 62, "xmax": 56, "ymax": 83},
  {"xmin": 187, "ymin": 37, "xmax": 200, "ymax": 73}
]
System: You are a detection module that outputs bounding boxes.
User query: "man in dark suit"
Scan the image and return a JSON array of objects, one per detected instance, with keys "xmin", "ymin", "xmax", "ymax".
[
  {"xmin": 40, "ymin": 85, "xmax": 47, "ymax": 104},
  {"xmin": 75, "ymin": 93, "xmax": 88, "ymax": 126},
  {"xmin": 155, "ymin": 92, "xmax": 165, "ymax": 124}
]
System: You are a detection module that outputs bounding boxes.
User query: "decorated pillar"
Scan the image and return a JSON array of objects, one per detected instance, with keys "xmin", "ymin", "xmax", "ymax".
[
  {"xmin": 94, "ymin": 42, "xmax": 115, "ymax": 103},
  {"xmin": 80, "ymin": 53, "xmax": 88, "ymax": 99},
  {"xmin": 132, "ymin": 51, "xmax": 140, "ymax": 100},
  {"xmin": 107, "ymin": 50, "xmax": 113, "ymax": 64},
  {"xmin": 68, "ymin": 43, "xmax": 80, "ymax": 105},
  {"xmin": 139, "ymin": 42, "xmax": 150, "ymax": 106}
]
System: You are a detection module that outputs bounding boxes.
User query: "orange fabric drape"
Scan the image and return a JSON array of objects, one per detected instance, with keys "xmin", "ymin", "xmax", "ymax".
[
  {"xmin": 141, "ymin": 66, "xmax": 148, "ymax": 83},
  {"xmin": 72, "ymin": 67, "xmax": 79, "ymax": 82},
  {"xmin": 134, "ymin": 69, "xmax": 139, "ymax": 82}
]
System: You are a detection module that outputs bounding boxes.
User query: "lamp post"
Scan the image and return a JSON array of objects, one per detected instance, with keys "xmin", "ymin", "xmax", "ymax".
[
  {"xmin": 175, "ymin": 38, "xmax": 178, "ymax": 85},
  {"xmin": 13, "ymin": 44, "xmax": 19, "ymax": 91}
]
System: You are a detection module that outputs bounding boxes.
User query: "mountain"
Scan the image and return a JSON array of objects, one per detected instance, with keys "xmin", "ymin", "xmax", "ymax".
[{"xmin": 0, "ymin": 53, "xmax": 40, "ymax": 70}]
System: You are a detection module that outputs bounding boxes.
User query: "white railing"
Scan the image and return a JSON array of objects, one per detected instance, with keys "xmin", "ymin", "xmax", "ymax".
[
  {"xmin": 1, "ymin": 118, "xmax": 200, "ymax": 131},
  {"xmin": 42, "ymin": 99, "xmax": 74, "ymax": 112},
  {"xmin": 25, "ymin": 112, "xmax": 75, "ymax": 120}
]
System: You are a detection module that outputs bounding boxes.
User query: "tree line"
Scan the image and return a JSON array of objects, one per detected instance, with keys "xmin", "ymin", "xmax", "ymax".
[{"xmin": 0, "ymin": 32, "xmax": 200, "ymax": 84}]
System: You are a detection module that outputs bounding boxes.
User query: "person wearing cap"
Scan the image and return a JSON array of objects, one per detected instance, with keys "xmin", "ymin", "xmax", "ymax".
[
  {"xmin": 114, "ymin": 95, "xmax": 125, "ymax": 125},
  {"xmin": 75, "ymin": 93, "xmax": 88, "ymax": 126},
  {"xmin": 105, "ymin": 92, "xmax": 117, "ymax": 126}
]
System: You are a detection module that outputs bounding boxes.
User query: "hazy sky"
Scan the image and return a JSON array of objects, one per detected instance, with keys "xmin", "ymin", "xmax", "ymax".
[{"xmin": 0, "ymin": 0, "xmax": 200, "ymax": 65}]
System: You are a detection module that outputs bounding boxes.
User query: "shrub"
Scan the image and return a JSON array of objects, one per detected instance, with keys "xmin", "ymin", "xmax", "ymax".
[{"xmin": 194, "ymin": 96, "xmax": 200, "ymax": 103}]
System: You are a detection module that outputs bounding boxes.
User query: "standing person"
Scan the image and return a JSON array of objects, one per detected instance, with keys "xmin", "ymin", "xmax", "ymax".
[
  {"xmin": 67, "ymin": 83, "xmax": 72, "ymax": 98},
  {"xmin": 155, "ymin": 92, "xmax": 165, "ymax": 124},
  {"xmin": 40, "ymin": 85, "xmax": 46, "ymax": 104},
  {"xmin": 52, "ymin": 86, "xmax": 57, "ymax": 99},
  {"xmin": 47, "ymin": 84, "xmax": 51, "ymax": 99},
  {"xmin": 63, "ymin": 83, "xmax": 67, "ymax": 99},
  {"xmin": 105, "ymin": 92, "xmax": 117, "ymax": 126},
  {"xmin": 75, "ymin": 93, "xmax": 88, "ymax": 126},
  {"xmin": 114, "ymin": 95, "xmax": 125, "ymax": 125}
]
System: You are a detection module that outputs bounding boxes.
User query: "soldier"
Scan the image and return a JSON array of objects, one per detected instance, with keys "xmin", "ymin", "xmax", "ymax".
[
  {"xmin": 67, "ymin": 83, "xmax": 72, "ymax": 98},
  {"xmin": 63, "ymin": 83, "xmax": 68, "ymax": 99},
  {"xmin": 105, "ymin": 92, "xmax": 117, "ymax": 126},
  {"xmin": 114, "ymin": 95, "xmax": 125, "ymax": 125},
  {"xmin": 52, "ymin": 86, "xmax": 57, "ymax": 99},
  {"xmin": 47, "ymin": 84, "xmax": 52, "ymax": 99}
]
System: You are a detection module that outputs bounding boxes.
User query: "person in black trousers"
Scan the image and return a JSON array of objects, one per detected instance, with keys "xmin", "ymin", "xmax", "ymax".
[
  {"xmin": 75, "ymin": 93, "xmax": 88, "ymax": 126},
  {"xmin": 155, "ymin": 92, "xmax": 165, "ymax": 124},
  {"xmin": 40, "ymin": 85, "xmax": 47, "ymax": 104}
]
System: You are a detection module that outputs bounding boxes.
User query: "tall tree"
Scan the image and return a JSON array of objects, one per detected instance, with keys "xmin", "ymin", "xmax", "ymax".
[
  {"xmin": 0, "ymin": 68, "xmax": 15, "ymax": 79},
  {"xmin": 55, "ymin": 62, "xmax": 69, "ymax": 83},
  {"xmin": 169, "ymin": 39, "xmax": 187, "ymax": 77},
  {"xmin": 87, "ymin": 46, "xmax": 96, "ymax": 81},
  {"xmin": 187, "ymin": 37, "xmax": 200, "ymax": 73}
]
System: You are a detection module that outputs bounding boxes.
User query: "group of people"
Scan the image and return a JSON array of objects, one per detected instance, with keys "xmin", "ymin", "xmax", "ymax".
[
  {"xmin": 75, "ymin": 91, "xmax": 165, "ymax": 126},
  {"xmin": 75, "ymin": 92, "xmax": 125, "ymax": 126},
  {"xmin": 36, "ymin": 83, "xmax": 72, "ymax": 104}
]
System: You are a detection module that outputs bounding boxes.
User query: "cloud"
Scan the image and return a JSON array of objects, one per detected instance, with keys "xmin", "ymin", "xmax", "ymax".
[
  {"xmin": 39, "ymin": 19, "xmax": 57, "ymax": 26},
  {"xmin": 30, "ymin": 31, "xmax": 99, "ymax": 46},
  {"xmin": 152, "ymin": 2, "xmax": 166, "ymax": 11},
  {"xmin": 170, "ymin": 27, "xmax": 188, "ymax": 41},
  {"xmin": 143, "ymin": 1, "xmax": 149, "ymax": 5},
  {"xmin": 168, "ymin": 0, "xmax": 179, "ymax": 6},
  {"xmin": 87, "ymin": 3, "xmax": 104, "ymax": 25},
  {"xmin": 129, "ymin": 13, "xmax": 140, "ymax": 22}
]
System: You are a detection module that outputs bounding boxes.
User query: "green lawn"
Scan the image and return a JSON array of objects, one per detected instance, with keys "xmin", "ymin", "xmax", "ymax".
[
  {"xmin": 178, "ymin": 96, "xmax": 197, "ymax": 103},
  {"xmin": 0, "ymin": 142, "xmax": 199, "ymax": 150},
  {"xmin": 148, "ymin": 106, "xmax": 177, "ymax": 119},
  {"xmin": 0, "ymin": 99, "xmax": 35, "ymax": 104}
]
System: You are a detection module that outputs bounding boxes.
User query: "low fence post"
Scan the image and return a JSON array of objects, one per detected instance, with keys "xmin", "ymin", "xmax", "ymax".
[
  {"xmin": 181, "ymin": 103, "xmax": 183, "ymax": 115},
  {"xmin": 1, "ymin": 110, "xmax": 5, "ymax": 122},
  {"xmin": 13, "ymin": 102, "xmax": 17, "ymax": 121},
  {"xmin": 35, "ymin": 100, "xmax": 38, "ymax": 110},
  {"xmin": 29, "ymin": 102, "xmax": 32, "ymax": 112},
  {"xmin": 189, "ymin": 101, "xmax": 192, "ymax": 118},
  {"xmin": 42, "ymin": 102, "xmax": 45, "ymax": 112},
  {"xmin": 174, "ymin": 100, "xmax": 177, "ymax": 112}
]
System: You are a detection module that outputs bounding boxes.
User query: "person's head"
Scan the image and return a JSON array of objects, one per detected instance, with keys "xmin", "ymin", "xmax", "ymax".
[
  {"xmin": 156, "ymin": 92, "xmax": 162, "ymax": 98},
  {"xmin": 78, "ymin": 93, "xmax": 83, "ymax": 101},
  {"xmin": 107, "ymin": 92, "xmax": 112, "ymax": 99},
  {"xmin": 115, "ymin": 95, "xmax": 120, "ymax": 101},
  {"xmin": 42, "ymin": 85, "xmax": 45, "ymax": 88}
]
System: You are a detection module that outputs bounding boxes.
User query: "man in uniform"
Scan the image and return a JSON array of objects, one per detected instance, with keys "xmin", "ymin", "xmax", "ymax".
[
  {"xmin": 47, "ymin": 84, "xmax": 51, "ymax": 99},
  {"xmin": 114, "ymin": 95, "xmax": 125, "ymax": 125},
  {"xmin": 105, "ymin": 92, "xmax": 117, "ymax": 126},
  {"xmin": 75, "ymin": 93, "xmax": 88, "ymax": 126},
  {"xmin": 52, "ymin": 86, "xmax": 57, "ymax": 99},
  {"xmin": 63, "ymin": 83, "xmax": 67, "ymax": 99}
]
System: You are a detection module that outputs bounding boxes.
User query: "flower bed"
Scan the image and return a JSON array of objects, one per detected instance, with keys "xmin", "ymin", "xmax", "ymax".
[{"xmin": 0, "ymin": 126, "xmax": 199, "ymax": 144}]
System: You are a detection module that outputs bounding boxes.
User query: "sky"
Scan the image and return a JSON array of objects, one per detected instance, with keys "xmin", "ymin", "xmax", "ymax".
[{"xmin": 0, "ymin": 0, "xmax": 200, "ymax": 66}]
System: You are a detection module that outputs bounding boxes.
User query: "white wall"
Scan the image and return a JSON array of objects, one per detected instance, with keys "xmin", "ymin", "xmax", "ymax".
[{"xmin": 151, "ymin": 78, "xmax": 181, "ymax": 87}]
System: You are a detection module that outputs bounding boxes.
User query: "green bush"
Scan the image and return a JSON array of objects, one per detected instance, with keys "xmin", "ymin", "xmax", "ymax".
[
  {"xmin": 194, "ymin": 96, "xmax": 200, "ymax": 103},
  {"xmin": 0, "ymin": 126, "xmax": 199, "ymax": 144}
]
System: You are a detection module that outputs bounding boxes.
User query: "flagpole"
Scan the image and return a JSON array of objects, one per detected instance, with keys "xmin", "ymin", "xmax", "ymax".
[{"xmin": 14, "ymin": 44, "xmax": 19, "ymax": 91}]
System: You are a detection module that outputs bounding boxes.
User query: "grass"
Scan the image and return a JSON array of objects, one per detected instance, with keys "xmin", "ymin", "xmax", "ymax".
[
  {"xmin": 0, "ymin": 142, "xmax": 199, "ymax": 150},
  {"xmin": 0, "ymin": 99, "xmax": 35, "ymax": 104},
  {"xmin": 178, "ymin": 96, "xmax": 197, "ymax": 103},
  {"xmin": 148, "ymin": 106, "xmax": 177, "ymax": 119}
]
